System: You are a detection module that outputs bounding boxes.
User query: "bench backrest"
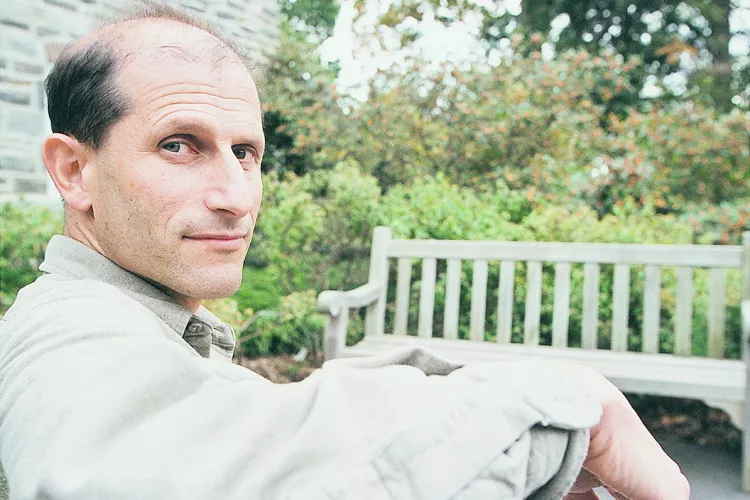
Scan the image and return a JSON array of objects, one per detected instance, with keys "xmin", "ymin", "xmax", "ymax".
[{"xmin": 364, "ymin": 227, "xmax": 750, "ymax": 359}]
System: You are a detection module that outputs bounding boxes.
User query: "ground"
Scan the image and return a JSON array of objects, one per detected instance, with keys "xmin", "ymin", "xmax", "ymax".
[
  {"xmin": 235, "ymin": 355, "xmax": 743, "ymax": 453},
  {"xmin": 235, "ymin": 354, "xmax": 323, "ymax": 383},
  {"xmin": 631, "ymin": 394, "xmax": 741, "ymax": 451}
]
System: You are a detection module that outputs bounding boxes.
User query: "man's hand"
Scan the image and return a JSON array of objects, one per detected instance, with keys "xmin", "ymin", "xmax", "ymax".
[{"xmin": 565, "ymin": 370, "xmax": 690, "ymax": 500}]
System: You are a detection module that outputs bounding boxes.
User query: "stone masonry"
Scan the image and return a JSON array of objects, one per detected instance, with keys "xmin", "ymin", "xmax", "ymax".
[{"xmin": 0, "ymin": 0, "xmax": 281, "ymax": 196}]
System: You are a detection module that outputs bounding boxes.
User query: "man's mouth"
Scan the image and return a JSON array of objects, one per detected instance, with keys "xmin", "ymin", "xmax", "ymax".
[
  {"xmin": 185, "ymin": 233, "xmax": 246, "ymax": 240},
  {"xmin": 183, "ymin": 233, "xmax": 247, "ymax": 250}
]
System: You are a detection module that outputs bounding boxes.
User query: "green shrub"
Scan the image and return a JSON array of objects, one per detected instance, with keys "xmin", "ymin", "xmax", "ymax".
[
  {"xmin": 203, "ymin": 297, "xmax": 253, "ymax": 336},
  {"xmin": 251, "ymin": 161, "xmax": 380, "ymax": 294},
  {"xmin": 236, "ymin": 290, "xmax": 325, "ymax": 358},
  {"xmin": 233, "ymin": 267, "xmax": 283, "ymax": 312},
  {"xmin": 380, "ymin": 174, "xmax": 532, "ymax": 241},
  {"xmin": 0, "ymin": 202, "xmax": 63, "ymax": 314}
]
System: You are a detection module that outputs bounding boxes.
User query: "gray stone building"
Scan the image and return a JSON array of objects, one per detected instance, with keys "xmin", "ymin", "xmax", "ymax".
[{"xmin": 0, "ymin": 0, "xmax": 281, "ymax": 197}]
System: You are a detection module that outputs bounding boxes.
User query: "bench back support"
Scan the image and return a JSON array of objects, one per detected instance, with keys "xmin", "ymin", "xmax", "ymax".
[{"xmin": 365, "ymin": 227, "xmax": 749, "ymax": 359}]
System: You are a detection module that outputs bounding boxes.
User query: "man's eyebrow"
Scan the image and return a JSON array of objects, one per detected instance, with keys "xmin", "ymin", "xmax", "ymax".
[
  {"xmin": 154, "ymin": 117, "xmax": 263, "ymax": 145},
  {"xmin": 152, "ymin": 115, "xmax": 216, "ymax": 134}
]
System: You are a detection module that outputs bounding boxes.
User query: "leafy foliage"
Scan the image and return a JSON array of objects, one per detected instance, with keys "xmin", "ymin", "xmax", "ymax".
[
  {"xmin": 235, "ymin": 290, "xmax": 325, "ymax": 358},
  {"xmin": 262, "ymin": 35, "xmax": 748, "ymax": 242},
  {"xmin": 350, "ymin": 0, "xmax": 749, "ymax": 110},
  {"xmin": 504, "ymin": 0, "xmax": 745, "ymax": 111},
  {"xmin": 260, "ymin": 23, "xmax": 347, "ymax": 177},
  {"xmin": 281, "ymin": 0, "xmax": 340, "ymax": 39},
  {"xmin": 0, "ymin": 202, "xmax": 62, "ymax": 314}
]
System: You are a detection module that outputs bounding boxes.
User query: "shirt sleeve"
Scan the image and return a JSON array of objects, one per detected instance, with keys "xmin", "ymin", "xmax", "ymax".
[{"xmin": 0, "ymin": 280, "xmax": 601, "ymax": 500}]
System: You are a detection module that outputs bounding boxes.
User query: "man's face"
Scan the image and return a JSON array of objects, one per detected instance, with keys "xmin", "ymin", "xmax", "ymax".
[{"xmin": 84, "ymin": 25, "xmax": 264, "ymax": 309}]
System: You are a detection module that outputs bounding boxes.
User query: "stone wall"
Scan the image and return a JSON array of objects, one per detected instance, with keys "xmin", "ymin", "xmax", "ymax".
[{"xmin": 0, "ymin": 0, "xmax": 280, "ymax": 196}]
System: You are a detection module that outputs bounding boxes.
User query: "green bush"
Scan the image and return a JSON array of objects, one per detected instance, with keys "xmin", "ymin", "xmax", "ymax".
[
  {"xmin": 380, "ymin": 174, "xmax": 532, "ymax": 241},
  {"xmin": 250, "ymin": 161, "xmax": 380, "ymax": 295},
  {"xmin": 235, "ymin": 290, "xmax": 325, "ymax": 358},
  {"xmin": 233, "ymin": 267, "xmax": 283, "ymax": 312},
  {"xmin": 0, "ymin": 202, "xmax": 63, "ymax": 314}
]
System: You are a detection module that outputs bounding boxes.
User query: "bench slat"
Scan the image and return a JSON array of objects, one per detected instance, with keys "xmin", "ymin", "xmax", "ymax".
[
  {"xmin": 708, "ymin": 268, "xmax": 727, "ymax": 359},
  {"xmin": 642, "ymin": 266, "xmax": 661, "ymax": 354},
  {"xmin": 552, "ymin": 262, "xmax": 571, "ymax": 348},
  {"xmin": 470, "ymin": 260, "xmax": 489, "ymax": 341},
  {"xmin": 675, "ymin": 267, "xmax": 694, "ymax": 356},
  {"xmin": 394, "ymin": 258, "xmax": 412, "ymax": 336},
  {"xmin": 612, "ymin": 264, "xmax": 630, "ymax": 351},
  {"xmin": 387, "ymin": 239, "xmax": 742, "ymax": 268},
  {"xmin": 497, "ymin": 260, "xmax": 515, "ymax": 344},
  {"xmin": 582, "ymin": 263, "xmax": 600, "ymax": 349},
  {"xmin": 524, "ymin": 262, "xmax": 542, "ymax": 345},
  {"xmin": 418, "ymin": 258, "xmax": 437, "ymax": 338},
  {"xmin": 443, "ymin": 259, "xmax": 461, "ymax": 340}
]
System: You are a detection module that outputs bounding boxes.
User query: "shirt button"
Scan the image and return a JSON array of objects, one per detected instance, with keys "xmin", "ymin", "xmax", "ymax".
[{"xmin": 188, "ymin": 324, "xmax": 202, "ymax": 334}]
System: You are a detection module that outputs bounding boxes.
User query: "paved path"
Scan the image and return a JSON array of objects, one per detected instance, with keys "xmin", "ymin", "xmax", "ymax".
[
  {"xmin": 578, "ymin": 431, "xmax": 750, "ymax": 500},
  {"xmin": 596, "ymin": 433, "xmax": 749, "ymax": 499},
  {"xmin": 655, "ymin": 433, "xmax": 750, "ymax": 500}
]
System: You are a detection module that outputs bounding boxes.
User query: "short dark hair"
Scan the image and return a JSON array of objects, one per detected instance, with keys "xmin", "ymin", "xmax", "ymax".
[
  {"xmin": 45, "ymin": 42, "xmax": 127, "ymax": 150},
  {"xmin": 44, "ymin": 2, "xmax": 253, "ymax": 150}
]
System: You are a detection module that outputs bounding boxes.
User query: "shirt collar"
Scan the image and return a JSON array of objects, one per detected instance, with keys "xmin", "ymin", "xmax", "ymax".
[{"xmin": 39, "ymin": 235, "xmax": 193, "ymax": 340}]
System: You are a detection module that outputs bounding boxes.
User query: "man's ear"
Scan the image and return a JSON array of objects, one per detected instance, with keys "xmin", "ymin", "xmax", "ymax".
[{"xmin": 42, "ymin": 133, "xmax": 94, "ymax": 212}]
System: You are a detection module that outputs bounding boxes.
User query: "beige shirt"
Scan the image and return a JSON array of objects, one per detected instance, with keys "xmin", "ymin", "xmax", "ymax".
[{"xmin": 0, "ymin": 235, "xmax": 602, "ymax": 499}]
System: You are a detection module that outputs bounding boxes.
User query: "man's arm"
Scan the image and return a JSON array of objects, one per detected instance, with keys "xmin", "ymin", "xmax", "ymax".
[{"xmin": 0, "ymin": 281, "xmax": 686, "ymax": 499}]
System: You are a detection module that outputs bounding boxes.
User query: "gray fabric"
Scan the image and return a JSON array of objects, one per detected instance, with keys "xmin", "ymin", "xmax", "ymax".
[{"xmin": 0, "ymin": 237, "xmax": 602, "ymax": 499}]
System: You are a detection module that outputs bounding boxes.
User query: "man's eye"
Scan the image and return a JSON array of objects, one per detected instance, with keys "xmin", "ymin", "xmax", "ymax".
[
  {"xmin": 162, "ymin": 142, "xmax": 185, "ymax": 153},
  {"xmin": 233, "ymin": 146, "xmax": 252, "ymax": 160}
]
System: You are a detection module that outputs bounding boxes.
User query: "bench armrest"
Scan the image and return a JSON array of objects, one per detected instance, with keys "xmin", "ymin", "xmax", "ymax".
[
  {"xmin": 317, "ymin": 283, "xmax": 382, "ymax": 317},
  {"xmin": 318, "ymin": 283, "xmax": 382, "ymax": 361}
]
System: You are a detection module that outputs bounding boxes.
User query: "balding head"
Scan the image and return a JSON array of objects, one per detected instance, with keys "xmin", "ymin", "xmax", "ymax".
[
  {"xmin": 45, "ymin": 3, "xmax": 254, "ymax": 150},
  {"xmin": 41, "ymin": 3, "xmax": 265, "ymax": 311}
]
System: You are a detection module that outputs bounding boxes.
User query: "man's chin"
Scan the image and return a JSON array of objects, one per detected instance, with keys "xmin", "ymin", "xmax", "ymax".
[{"xmin": 183, "ymin": 278, "xmax": 243, "ymax": 301}]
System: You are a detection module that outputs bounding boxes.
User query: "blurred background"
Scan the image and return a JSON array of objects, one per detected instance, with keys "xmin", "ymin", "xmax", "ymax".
[
  {"xmin": 1, "ymin": 0, "xmax": 749, "ymax": 493},
  {"xmin": 4, "ymin": 0, "xmax": 748, "ymax": 359}
]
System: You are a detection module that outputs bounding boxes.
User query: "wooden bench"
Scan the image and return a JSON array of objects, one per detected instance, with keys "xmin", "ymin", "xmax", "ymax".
[{"xmin": 318, "ymin": 226, "xmax": 750, "ymax": 490}]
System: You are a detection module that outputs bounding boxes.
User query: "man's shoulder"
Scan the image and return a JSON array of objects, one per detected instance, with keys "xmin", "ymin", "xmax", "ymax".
[
  {"xmin": 10, "ymin": 273, "xmax": 147, "ymax": 312},
  {"xmin": 1, "ymin": 275, "xmax": 165, "ymax": 343}
]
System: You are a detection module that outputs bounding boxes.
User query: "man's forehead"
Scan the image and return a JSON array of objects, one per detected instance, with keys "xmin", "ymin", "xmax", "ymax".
[
  {"xmin": 120, "ymin": 53, "xmax": 258, "ymax": 103},
  {"xmin": 89, "ymin": 20, "xmax": 256, "ymax": 99},
  {"xmin": 74, "ymin": 18, "xmax": 240, "ymax": 69}
]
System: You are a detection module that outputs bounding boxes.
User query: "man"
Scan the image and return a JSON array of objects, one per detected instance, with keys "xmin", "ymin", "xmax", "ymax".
[{"xmin": 0, "ymin": 4, "xmax": 688, "ymax": 499}]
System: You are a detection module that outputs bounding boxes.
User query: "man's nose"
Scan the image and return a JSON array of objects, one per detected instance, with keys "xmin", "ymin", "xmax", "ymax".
[{"xmin": 203, "ymin": 151, "xmax": 256, "ymax": 218}]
